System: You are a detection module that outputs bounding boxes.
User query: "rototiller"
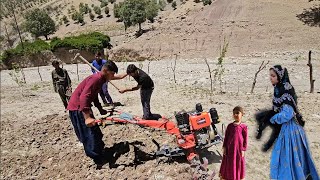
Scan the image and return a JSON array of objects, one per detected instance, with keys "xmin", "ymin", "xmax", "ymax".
[{"xmin": 96, "ymin": 103, "xmax": 223, "ymax": 163}]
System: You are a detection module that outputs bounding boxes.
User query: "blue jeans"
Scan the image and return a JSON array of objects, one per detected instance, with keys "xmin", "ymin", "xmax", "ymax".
[
  {"xmin": 69, "ymin": 110, "xmax": 105, "ymax": 164},
  {"xmin": 100, "ymin": 82, "xmax": 113, "ymax": 104}
]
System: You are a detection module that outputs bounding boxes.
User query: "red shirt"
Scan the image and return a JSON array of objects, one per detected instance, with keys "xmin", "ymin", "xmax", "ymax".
[{"xmin": 67, "ymin": 72, "xmax": 106, "ymax": 111}]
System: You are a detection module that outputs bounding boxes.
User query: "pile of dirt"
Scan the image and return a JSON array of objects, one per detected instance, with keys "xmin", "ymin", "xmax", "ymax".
[{"xmin": 0, "ymin": 113, "xmax": 193, "ymax": 179}]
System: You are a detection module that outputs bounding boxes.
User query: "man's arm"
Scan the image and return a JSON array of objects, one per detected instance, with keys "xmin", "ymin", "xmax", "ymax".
[
  {"xmin": 51, "ymin": 71, "xmax": 57, "ymax": 92},
  {"xmin": 112, "ymin": 73, "xmax": 128, "ymax": 80},
  {"xmin": 119, "ymin": 85, "xmax": 141, "ymax": 93},
  {"xmin": 65, "ymin": 69, "xmax": 72, "ymax": 87},
  {"xmin": 93, "ymin": 95, "xmax": 107, "ymax": 114},
  {"xmin": 91, "ymin": 61, "xmax": 97, "ymax": 73}
]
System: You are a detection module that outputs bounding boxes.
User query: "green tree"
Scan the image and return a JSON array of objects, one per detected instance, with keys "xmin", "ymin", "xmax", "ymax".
[
  {"xmin": 158, "ymin": 0, "xmax": 166, "ymax": 11},
  {"xmin": 94, "ymin": 6, "xmax": 102, "ymax": 16},
  {"xmin": 85, "ymin": 4, "xmax": 90, "ymax": 12},
  {"xmin": 105, "ymin": 7, "xmax": 110, "ymax": 15},
  {"xmin": 77, "ymin": 14, "xmax": 84, "ymax": 24},
  {"xmin": 114, "ymin": 3, "xmax": 121, "ymax": 18},
  {"xmin": 172, "ymin": 1, "xmax": 177, "ymax": 10},
  {"xmin": 146, "ymin": 0, "xmax": 159, "ymax": 23},
  {"xmin": 119, "ymin": 0, "xmax": 147, "ymax": 31},
  {"xmin": 62, "ymin": 15, "xmax": 69, "ymax": 24},
  {"xmin": 100, "ymin": 0, "xmax": 108, "ymax": 8},
  {"xmin": 71, "ymin": 12, "xmax": 78, "ymax": 21},
  {"xmin": 90, "ymin": 12, "xmax": 95, "ymax": 21},
  {"xmin": 24, "ymin": 8, "xmax": 56, "ymax": 40},
  {"xmin": 203, "ymin": 0, "xmax": 212, "ymax": 6},
  {"xmin": 72, "ymin": 11, "xmax": 85, "ymax": 24},
  {"xmin": 79, "ymin": 2, "xmax": 89, "ymax": 14},
  {"xmin": 118, "ymin": 0, "xmax": 159, "ymax": 32}
]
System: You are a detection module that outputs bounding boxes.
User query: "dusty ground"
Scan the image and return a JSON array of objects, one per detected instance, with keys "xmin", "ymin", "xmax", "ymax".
[{"xmin": 1, "ymin": 51, "xmax": 320, "ymax": 179}]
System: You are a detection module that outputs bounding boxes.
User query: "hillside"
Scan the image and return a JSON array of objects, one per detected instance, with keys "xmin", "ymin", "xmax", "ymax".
[
  {"xmin": 1, "ymin": 0, "xmax": 319, "ymax": 58},
  {"xmin": 113, "ymin": 0, "xmax": 320, "ymax": 58}
]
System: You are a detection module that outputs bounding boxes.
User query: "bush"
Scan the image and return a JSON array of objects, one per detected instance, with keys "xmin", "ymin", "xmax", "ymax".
[
  {"xmin": 172, "ymin": 1, "xmax": 177, "ymax": 9},
  {"xmin": 105, "ymin": 7, "xmax": 110, "ymax": 15},
  {"xmin": 85, "ymin": 4, "xmax": 90, "ymax": 12},
  {"xmin": 62, "ymin": 15, "xmax": 69, "ymax": 24},
  {"xmin": 100, "ymin": 0, "xmax": 108, "ymax": 8},
  {"xmin": 50, "ymin": 32, "xmax": 111, "ymax": 53},
  {"xmin": 203, "ymin": 0, "xmax": 212, "ymax": 5},
  {"xmin": 146, "ymin": 0, "xmax": 159, "ymax": 23},
  {"xmin": 159, "ymin": 0, "xmax": 166, "ymax": 11},
  {"xmin": 0, "ymin": 32, "xmax": 112, "ymax": 67},
  {"xmin": 89, "ymin": 12, "xmax": 95, "ymax": 21},
  {"xmin": 94, "ymin": 6, "xmax": 102, "ymax": 15},
  {"xmin": 114, "ymin": 3, "xmax": 121, "ymax": 18},
  {"xmin": 79, "ymin": 3, "xmax": 90, "ymax": 14},
  {"xmin": 0, "ymin": 40, "xmax": 51, "ymax": 64},
  {"xmin": 72, "ymin": 11, "xmax": 84, "ymax": 24}
]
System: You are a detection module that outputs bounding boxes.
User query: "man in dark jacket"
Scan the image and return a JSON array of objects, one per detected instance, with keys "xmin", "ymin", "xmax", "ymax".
[{"xmin": 51, "ymin": 60, "xmax": 72, "ymax": 109}]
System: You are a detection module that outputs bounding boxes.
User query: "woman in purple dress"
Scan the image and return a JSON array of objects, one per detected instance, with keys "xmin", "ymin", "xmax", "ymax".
[{"xmin": 220, "ymin": 106, "xmax": 248, "ymax": 180}]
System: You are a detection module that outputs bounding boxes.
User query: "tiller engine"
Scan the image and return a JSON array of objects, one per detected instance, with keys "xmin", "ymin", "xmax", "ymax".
[{"xmin": 97, "ymin": 103, "xmax": 223, "ymax": 162}]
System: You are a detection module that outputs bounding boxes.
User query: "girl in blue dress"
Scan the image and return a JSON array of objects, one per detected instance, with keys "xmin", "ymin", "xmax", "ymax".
[{"xmin": 269, "ymin": 65, "xmax": 319, "ymax": 180}]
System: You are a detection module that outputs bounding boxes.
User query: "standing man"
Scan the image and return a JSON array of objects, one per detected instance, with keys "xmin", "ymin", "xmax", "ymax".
[
  {"xmin": 119, "ymin": 64, "xmax": 155, "ymax": 120},
  {"xmin": 51, "ymin": 60, "xmax": 72, "ymax": 110},
  {"xmin": 67, "ymin": 61, "xmax": 127, "ymax": 169},
  {"xmin": 92, "ymin": 52, "xmax": 113, "ymax": 106}
]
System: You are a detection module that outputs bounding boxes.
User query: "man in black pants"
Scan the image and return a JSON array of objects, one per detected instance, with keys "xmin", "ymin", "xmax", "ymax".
[{"xmin": 119, "ymin": 64, "xmax": 154, "ymax": 120}]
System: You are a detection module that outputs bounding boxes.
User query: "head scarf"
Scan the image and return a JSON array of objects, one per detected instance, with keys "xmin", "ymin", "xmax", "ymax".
[{"xmin": 270, "ymin": 65, "xmax": 304, "ymax": 126}]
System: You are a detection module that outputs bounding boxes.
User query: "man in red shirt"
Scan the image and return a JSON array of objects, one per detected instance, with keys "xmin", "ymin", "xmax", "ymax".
[{"xmin": 67, "ymin": 60, "xmax": 127, "ymax": 169}]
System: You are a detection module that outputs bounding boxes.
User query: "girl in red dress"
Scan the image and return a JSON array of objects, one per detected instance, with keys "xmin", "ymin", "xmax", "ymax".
[{"xmin": 219, "ymin": 106, "xmax": 248, "ymax": 180}]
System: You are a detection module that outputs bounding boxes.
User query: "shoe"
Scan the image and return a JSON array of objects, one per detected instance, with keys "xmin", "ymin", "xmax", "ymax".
[
  {"xmin": 262, "ymin": 143, "xmax": 272, "ymax": 152},
  {"xmin": 96, "ymin": 164, "xmax": 103, "ymax": 170},
  {"xmin": 256, "ymin": 130, "xmax": 262, "ymax": 140}
]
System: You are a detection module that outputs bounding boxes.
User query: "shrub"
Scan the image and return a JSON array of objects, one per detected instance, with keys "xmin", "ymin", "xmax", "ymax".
[
  {"xmin": 100, "ymin": 0, "xmax": 108, "ymax": 8},
  {"xmin": 172, "ymin": 1, "xmax": 177, "ymax": 9},
  {"xmin": 203, "ymin": 0, "xmax": 212, "ymax": 6},
  {"xmin": 90, "ymin": 12, "xmax": 95, "ymax": 21},
  {"xmin": 0, "ymin": 32, "xmax": 111, "ymax": 64}
]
